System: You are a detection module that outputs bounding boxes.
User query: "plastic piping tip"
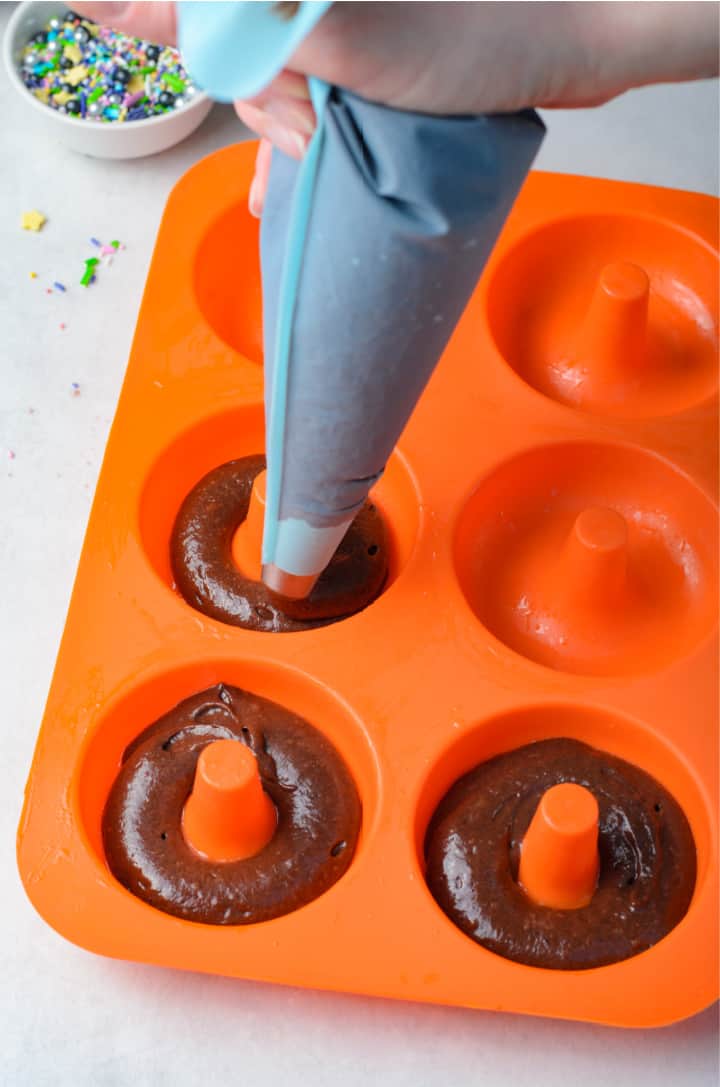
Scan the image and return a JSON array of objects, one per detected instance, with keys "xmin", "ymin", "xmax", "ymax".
[
  {"xmin": 231, "ymin": 470, "xmax": 266, "ymax": 582},
  {"xmin": 262, "ymin": 563, "xmax": 320, "ymax": 600},
  {"xmin": 518, "ymin": 782, "xmax": 600, "ymax": 909},
  {"xmin": 262, "ymin": 517, "xmax": 353, "ymax": 599},
  {"xmin": 574, "ymin": 261, "xmax": 649, "ymax": 376},
  {"xmin": 182, "ymin": 739, "xmax": 277, "ymax": 863},
  {"xmin": 563, "ymin": 506, "xmax": 628, "ymax": 602}
]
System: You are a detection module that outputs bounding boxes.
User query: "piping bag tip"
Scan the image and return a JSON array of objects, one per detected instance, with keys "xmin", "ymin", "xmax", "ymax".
[
  {"xmin": 261, "ymin": 515, "xmax": 353, "ymax": 599},
  {"xmin": 262, "ymin": 564, "xmax": 320, "ymax": 600}
]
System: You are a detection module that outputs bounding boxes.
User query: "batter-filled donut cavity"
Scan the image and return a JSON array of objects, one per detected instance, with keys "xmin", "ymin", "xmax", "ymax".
[
  {"xmin": 102, "ymin": 683, "xmax": 362, "ymax": 924},
  {"xmin": 424, "ymin": 737, "xmax": 696, "ymax": 969},
  {"xmin": 170, "ymin": 455, "xmax": 389, "ymax": 632}
]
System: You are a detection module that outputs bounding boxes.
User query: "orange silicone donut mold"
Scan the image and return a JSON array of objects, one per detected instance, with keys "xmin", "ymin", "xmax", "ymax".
[
  {"xmin": 194, "ymin": 204, "xmax": 263, "ymax": 362},
  {"xmin": 17, "ymin": 143, "xmax": 718, "ymax": 1028},
  {"xmin": 453, "ymin": 440, "xmax": 718, "ymax": 675},
  {"xmin": 486, "ymin": 214, "xmax": 718, "ymax": 418}
]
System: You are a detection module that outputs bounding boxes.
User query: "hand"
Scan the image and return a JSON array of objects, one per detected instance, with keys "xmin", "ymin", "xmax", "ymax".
[{"xmin": 73, "ymin": 1, "xmax": 719, "ymax": 215}]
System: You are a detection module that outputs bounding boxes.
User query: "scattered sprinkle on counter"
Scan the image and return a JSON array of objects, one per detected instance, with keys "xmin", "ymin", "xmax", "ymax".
[
  {"xmin": 22, "ymin": 210, "xmax": 46, "ymax": 231},
  {"xmin": 81, "ymin": 257, "xmax": 99, "ymax": 286}
]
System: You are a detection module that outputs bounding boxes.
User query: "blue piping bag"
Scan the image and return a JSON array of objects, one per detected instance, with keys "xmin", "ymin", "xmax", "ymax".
[{"xmin": 179, "ymin": 1, "xmax": 545, "ymax": 599}]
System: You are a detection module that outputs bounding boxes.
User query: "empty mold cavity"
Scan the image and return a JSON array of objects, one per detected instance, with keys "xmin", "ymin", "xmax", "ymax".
[
  {"xmin": 413, "ymin": 705, "xmax": 709, "ymax": 965},
  {"xmin": 487, "ymin": 215, "xmax": 718, "ymax": 417},
  {"xmin": 76, "ymin": 658, "xmax": 380, "ymax": 893},
  {"xmin": 194, "ymin": 203, "xmax": 263, "ymax": 363},
  {"xmin": 453, "ymin": 442, "xmax": 718, "ymax": 675},
  {"xmin": 139, "ymin": 404, "xmax": 421, "ymax": 617}
]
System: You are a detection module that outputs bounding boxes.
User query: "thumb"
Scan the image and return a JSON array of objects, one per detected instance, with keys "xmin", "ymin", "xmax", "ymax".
[{"xmin": 69, "ymin": 2, "xmax": 178, "ymax": 46}]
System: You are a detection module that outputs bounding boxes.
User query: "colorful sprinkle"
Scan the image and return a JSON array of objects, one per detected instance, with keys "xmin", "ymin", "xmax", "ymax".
[
  {"xmin": 80, "ymin": 257, "xmax": 99, "ymax": 286},
  {"xmin": 59, "ymin": 323, "xmax": 67, "ymax": 330},
  {"xmin": 53, "ymin": 281, "xmax": 66, "ymax": 292},
  {"xmin": 21, "ymin": 209, "xmax": 46, "ymax": 231},
  {"xmin": 19, "ymin": 15, "xmax": 199, "ymax": 124},
  {"xmin": 71, "ymin": 382, "xmax": 81, "ymax": 396},
  {"xmin": 29, "ymin": 271, "xmax": 37, "ymax": 279},
  {"xmin": 90, "ymin": 237, "xmax": 101, "ymax": 247}
]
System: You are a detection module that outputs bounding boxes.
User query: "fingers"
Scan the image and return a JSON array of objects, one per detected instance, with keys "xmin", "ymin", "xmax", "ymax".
[
  {"xmin": 250, "ymin": 70, "xmax": 316, "ymax": 139},
  {"xmin": 249, "ymin": 138, "xmax": 274, "ymax": 219},
  {"xmin": 248, "ymin": 93, "xmax": 315, "ymax": 141},
  {"xmin": 233, "ymin": 68, "xmax": 315, "ymax": 169},
  {"xmin": 70, "ymin": 2, "xmax": 178, "ymax": 46},
  {"xmin": 250, "ymin": 69, "xmax": 312, "ymax": 107},
  {"xmin": 236, "ymin": 71, "xmax": 315, "ymax": 218},
  {"xmin": 234, "ymin": 100, "xmax": 311, "ymax": 161}
]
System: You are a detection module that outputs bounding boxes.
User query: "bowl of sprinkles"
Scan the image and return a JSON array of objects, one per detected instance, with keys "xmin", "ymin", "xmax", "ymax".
[{"xmin": 4, "ymin": 2, "xmax": 213, "ymax": 158}]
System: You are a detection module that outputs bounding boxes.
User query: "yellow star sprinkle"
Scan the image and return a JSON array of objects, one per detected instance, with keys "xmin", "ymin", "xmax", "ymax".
[
  {"xmin": 63, "ymin": 42, "xmax": 82, "ymax": 64},
  {"xmin": 64, "ymin": 64, "xmax": 88, "ymax": 86},
  {"xmin": 21, "ymin": 210, "xmax": 46, "ymax": 232}
]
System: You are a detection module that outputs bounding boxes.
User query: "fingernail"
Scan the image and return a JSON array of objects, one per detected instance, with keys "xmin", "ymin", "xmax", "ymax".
[
  {"xmin": 248, "ymin": 178, "xmax": 261, "ymax": 218},
  {"xmin": 290, "ymin": 130, "xmax": 309, "ymax": 156},
  {"xmin": 266, "ymin": 124, "xmax": 308, "ymax": 160},
  {"xmin": 265, "ymin": 100, "xmax": 316, "ymax": 135},
  {"xmin": 289, "ymin": 109, "xmax": 316, "ymax": 136}
]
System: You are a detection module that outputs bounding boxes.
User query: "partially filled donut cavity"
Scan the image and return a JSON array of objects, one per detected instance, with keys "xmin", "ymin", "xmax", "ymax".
[
  {"xmin": 102, "ymin": 682, "xmax": 362, "ymax": 924},
  {"xmin": 422, "ymin": 724, "xmax": 698, "ymax": 970},
  {"xmin": 170, "ymin": 455, "xmax": 389, "ymax": 631},
  {"xmin": 139, "ymin": 407, "xmax": 422, "ymax": 632}
]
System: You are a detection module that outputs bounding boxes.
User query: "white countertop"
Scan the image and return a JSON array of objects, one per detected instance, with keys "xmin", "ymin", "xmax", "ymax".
[{"xmin": 1, "ymin": 2, "xmax": 718, "ymax": 1082}]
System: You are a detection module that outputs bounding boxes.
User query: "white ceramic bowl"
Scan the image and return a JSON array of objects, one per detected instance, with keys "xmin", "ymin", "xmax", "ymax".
[{"xmin": 3, "ymin": 0, "xmax": 213, "ymax": 158}]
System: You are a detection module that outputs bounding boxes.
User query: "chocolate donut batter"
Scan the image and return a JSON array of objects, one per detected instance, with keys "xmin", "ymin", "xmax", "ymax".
[
  {"xmin": 425, "ymin": 738, "xmax": 696, "ymax": 969},
  {"xmin": 103, "ymin": 683, "xmax": 361, "ymax": 924},
  {"xmin": 170, "ymin": 455, "xmax": 388, "ymax": 631}
]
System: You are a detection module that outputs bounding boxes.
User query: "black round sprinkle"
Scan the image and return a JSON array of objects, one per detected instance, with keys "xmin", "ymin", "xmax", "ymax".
[
  {"xmin": 145, "ymin": 44, "xmax": 160, "ymax": 61},
  {"xmin": 60, "ymin": 56, "xmax": 73, "ymax": 69},
  {"xmin": 31, "ymin": 31, "xmax": 47, "ymax": 45},
  {"xmin": 158, "ymin": 91, "xmax": 176, "ymax": 108},
  {"xmin": 112, "ymin": 66, "xmax": 130, "ymax": 84},
  {"xmin": 65, "ymin": 99, "xmax": 81, "ymax": 115}
]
